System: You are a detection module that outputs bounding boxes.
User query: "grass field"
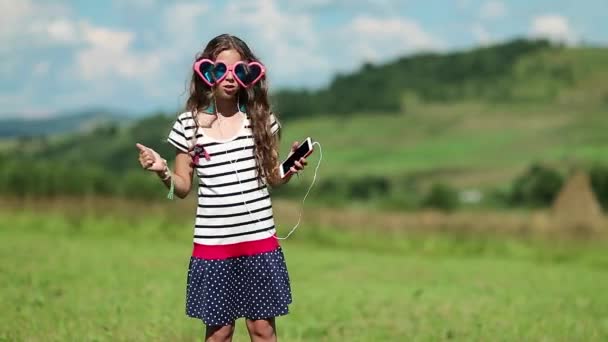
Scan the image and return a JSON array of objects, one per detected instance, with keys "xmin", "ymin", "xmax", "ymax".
[{"xmin": 2, "ymin": 200, "xmax": 608, "ymax": 341}]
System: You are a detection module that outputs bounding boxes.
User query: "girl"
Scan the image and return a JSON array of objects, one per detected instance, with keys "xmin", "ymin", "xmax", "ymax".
[{"xmin": 135, "ymin": 34, "xmax": 307, "ymax": 342}]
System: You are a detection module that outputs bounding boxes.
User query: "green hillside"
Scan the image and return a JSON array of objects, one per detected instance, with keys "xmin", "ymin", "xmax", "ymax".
[
  {"xmin": 280, "ymin": 101, "xmax": 607, "ymax": 187},
  {"xmin": 1, "ymin": 39, "xmax": 607, "ymax": 205},
  {"xmin": 274, "ymin": 39, "xmax": 608, "ymax": 118},
  {"xmin": 0, "ymin": 108, "xmax": 133, "ymax": 138},
  {"xmin": 275, "ymin": 39, "xmax": 608, "ymax": 187}
]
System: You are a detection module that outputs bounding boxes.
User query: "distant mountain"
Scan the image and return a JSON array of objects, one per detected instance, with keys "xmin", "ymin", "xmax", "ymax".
[{"xmin": 0, "ymin": 108, "xmax": 135, "ymax": 138}]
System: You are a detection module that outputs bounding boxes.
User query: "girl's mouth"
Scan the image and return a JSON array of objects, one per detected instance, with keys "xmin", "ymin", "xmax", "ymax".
[{"xmin": 222, "ymin": 85, "xmax": 237, "ymax": 94}]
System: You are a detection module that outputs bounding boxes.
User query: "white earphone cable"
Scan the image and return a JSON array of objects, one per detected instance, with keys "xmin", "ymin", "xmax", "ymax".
[
  {"xmin": 229, "ymin": 138, "xmax": 322, "ymax": 240},
  {"xmin": 274, "ymin": 141, "xmax": 322, "ymax": 239}
]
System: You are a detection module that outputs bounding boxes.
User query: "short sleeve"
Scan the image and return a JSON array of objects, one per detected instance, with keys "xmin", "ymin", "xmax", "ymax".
[
  {"xmin": 269, "ymin": 113, "xmax": 281, "ymax": 136},
  {"xmin": 167, "ymin": 116, "xmax": 191, "ymax": 153}
]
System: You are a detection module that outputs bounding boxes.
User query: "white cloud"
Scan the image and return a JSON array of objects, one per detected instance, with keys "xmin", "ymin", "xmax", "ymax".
[
  {"xmin": 456, "ymin": 0, "xmax": 472, "ymax": 9},
  {"xmin": 0, "ymin": 0, "xmax": 160, "ymax": 80},
  {"xmin": 113, "ymin": 0, "xmax": 157, "ymax": 9},
  {"xmin": 0, "ymin": 0, "xmax": 449, "ymax": 114},
  {"xmin": 32, "ymin": 61, "xmax": 50, "ymax": 76},
  {"xmin": 154, "ymin": 0, "xmax": 330, "ymax": 92},
  {"xmin": 0, "ymin": 0, "xmax": 33, "ymax": 40},
  {"xmin": 530, "ymin": 14, "xmax": 578, "ymax": 45},
  {"xmin": 75, "ymin": 23, "xmax": 162, "ymax": 81},
  {"xmin": 338, "ymin": 16, "xmax": 443, "ymax": 67},
  {"xmin": 164, "ymin": 2, "xmax": 209, "ymax": 36},
  {"xmin": 0, "ymin": 0, "xmax": 72, "ymax": 50},
  {"xmin": 161, "ymin": 2, "xmax": 211, "ymax": 64},
  {"xmin": 480, "ymin": 0, "xmax": 507, "ymax": 20},
  {"xmin": 220, "ymin": 0, "xmax": 330, "ymax": 80},
  {"xmin": 286, "ymin": 0, "xmax": 401, "ymax": 14},
  {"xmin": 287, "ymin": 0, "xmax": 333, "ymax": 11},
  {"xmin": 161, "ymin": 1, "xmax": 440, "ymax": 86},
  {"xmin": 472, "ymin": 23, "xmax": 492, "ymax": 45},
  {"xmin": 0, "ymin": 0, "xmax": 166, "ymax": 116},
  {"xmin": 46, "ymin": 19, "xmax": 79, "ymax": 43}
]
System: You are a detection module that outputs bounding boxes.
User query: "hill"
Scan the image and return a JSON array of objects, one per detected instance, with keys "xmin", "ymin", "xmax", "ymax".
[
  {"xmin": 279, "ymin": 101, "xmax": 607, "ymax": 186},
  {"xmin": 274, "ymin": 39, "xmax": 608, "ymax": 118},
  {"xmin": 0, "ymin": 108, "xmax": 135, "ymax": 138},
  {"xmin": 1, "ymin": 39, "xmax": 607, "ymax": 203}
]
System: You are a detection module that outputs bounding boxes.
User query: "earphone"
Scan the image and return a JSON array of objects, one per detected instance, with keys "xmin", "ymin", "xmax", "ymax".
[{"xmin": 212, "ymin": 97, "xmax": 323, "ymax": 240}]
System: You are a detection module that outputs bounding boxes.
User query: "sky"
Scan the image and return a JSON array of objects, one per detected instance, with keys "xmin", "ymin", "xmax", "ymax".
[{"xmin": 1, "ymin": 0, "xmax": 606, "ymax": 118}]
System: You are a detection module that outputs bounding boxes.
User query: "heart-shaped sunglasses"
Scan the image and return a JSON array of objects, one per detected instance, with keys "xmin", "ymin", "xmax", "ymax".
[{"xmin": 193, "ymin": 59, "xmax": 266, "ymax": 88}]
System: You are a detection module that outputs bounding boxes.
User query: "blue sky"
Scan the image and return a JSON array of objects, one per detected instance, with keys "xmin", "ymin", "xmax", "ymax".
[{"xmin": 1, "ymin": 0, "xmax": 606, "ymax": 118}]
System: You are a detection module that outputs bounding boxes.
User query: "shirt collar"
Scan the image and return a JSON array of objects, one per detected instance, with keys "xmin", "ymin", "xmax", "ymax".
[{"xmin": 202, "ymin": 102, "xmax": 247, "ymax": 114}]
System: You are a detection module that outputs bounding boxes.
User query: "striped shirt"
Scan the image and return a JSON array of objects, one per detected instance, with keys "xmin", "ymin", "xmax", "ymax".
[{"xmin": 167, "ymin": 110, "xmax": 281, "ymax": 260}]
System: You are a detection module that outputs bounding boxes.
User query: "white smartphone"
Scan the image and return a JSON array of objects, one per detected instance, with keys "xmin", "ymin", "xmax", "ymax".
[{"xmin": 279, "ymin": 137, "xmax": 314, "ymax": 179}]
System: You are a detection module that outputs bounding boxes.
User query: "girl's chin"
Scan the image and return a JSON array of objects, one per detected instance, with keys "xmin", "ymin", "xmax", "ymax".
[{"xmin": 214, "ymin": 90, "xmax": 237, "ymax": 100}]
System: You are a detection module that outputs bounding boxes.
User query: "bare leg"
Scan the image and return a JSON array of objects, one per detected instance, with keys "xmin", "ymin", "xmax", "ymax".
[
  {"xmin": 205, "ymin": 323, "xmax": 235, "ymax": 342},
  {"xmin": 245, "ymin": 318, "xmax": 277, "ymax": 342}
]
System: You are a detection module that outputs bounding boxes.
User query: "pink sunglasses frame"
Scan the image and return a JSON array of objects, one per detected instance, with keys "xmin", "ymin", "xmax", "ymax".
[{"xmin": 193, "ymin": 58, "xmax": 266, "ymax": 89}]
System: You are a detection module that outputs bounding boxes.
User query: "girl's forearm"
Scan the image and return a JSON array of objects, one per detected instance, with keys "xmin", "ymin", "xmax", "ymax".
[
  {"xmin": 268, "ymin": 167, "xmax": 291, "ymax": 187},
  {"xmin": 156, "ymin": 169, "xmax": 191, "ymax": 199}
]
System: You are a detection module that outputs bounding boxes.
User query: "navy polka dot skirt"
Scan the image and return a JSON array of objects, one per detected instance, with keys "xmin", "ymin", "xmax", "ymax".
[{"xmin": 185, "ymin": 247, "xmax": 292, "ymax": 326}]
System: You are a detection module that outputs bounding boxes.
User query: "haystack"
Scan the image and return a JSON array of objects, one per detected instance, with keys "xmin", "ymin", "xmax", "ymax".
[{"xmin": 552, "ymin": 170, "xmax": 604, "ymax": 231}]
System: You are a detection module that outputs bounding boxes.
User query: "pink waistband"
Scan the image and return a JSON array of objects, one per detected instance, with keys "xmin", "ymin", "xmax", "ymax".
[{"xmin": 192, "ymin": 236, "xmax": 280, "ymax": 260}]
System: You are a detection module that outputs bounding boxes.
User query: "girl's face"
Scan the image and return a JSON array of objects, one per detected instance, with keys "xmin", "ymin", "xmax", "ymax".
[{"xmin": 214, "ymin": 49, "xmax": 243, "ymax": 100}]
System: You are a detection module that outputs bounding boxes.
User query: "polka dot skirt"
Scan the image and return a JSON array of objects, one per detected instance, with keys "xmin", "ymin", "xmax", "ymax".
[{"xmin": 185, "ymin": 247, "xmax": 292, "ymax": 326}]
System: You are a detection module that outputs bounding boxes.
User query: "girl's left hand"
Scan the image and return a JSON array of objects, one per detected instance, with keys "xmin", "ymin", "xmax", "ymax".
[{"xmin": 288, "ymin": 141, "xmax": 308, "ymax": 176}]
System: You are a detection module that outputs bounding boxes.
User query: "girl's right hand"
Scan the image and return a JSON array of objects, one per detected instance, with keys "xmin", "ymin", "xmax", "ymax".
[{"xmin": 136, "ymin": 143, "xmax": 166, "ymax": 172}]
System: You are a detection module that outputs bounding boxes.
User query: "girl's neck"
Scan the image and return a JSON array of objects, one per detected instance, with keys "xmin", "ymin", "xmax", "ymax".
[{"xmin": 214, "ymin": 98, "xmax": 239, "ymax": 117}]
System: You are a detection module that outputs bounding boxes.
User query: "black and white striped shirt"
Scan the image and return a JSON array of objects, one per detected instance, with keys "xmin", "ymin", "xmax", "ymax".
[{"xmin": 167, "ymin": 111, "xmax": 280, "ymax": 249}]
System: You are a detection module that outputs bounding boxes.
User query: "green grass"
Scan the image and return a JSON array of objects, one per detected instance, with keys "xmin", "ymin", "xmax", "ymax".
[
  {"xmin": 2, "ymin": 208, "xmax": 608, "ymax": 341},
  {"xmin": 0, "ymin": 140, "xmax": 17, "ymax": 152}
]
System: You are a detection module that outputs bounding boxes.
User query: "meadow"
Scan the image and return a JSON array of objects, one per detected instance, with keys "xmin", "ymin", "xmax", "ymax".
[
  {"xmin": 2, "ymin": 40, "xmax": 608, "ymax": 341},
  {"xmin": 2, "ymin": 197, "xmax": 608, "ymax": 341}
]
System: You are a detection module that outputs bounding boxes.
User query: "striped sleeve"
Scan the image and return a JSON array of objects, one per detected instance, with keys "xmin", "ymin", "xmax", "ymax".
[
  {"xmin": 269, "ymin": 113, "xmax": 281, "ymax": 136},
  {"xmin": 167, "ymin": 117, "xmax": 191, "ymax": 153}
]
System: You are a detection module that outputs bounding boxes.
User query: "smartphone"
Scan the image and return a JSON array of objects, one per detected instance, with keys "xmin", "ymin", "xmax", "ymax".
[{"xmin": 280, "ymin": 137, "xmax": 314, "ymax": 179}]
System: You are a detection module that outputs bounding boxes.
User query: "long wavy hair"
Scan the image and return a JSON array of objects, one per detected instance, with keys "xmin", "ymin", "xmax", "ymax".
[{"xmin": 184, "ymin": 34, "xmax": 281, "ymax": 185}]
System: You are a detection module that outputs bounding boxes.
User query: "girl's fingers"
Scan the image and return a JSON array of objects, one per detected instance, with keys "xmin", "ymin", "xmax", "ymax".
[
  {"xmin": 138, "ymin": 156, "xmax": 151, "ymax": 169},
  {"xmin": 294, "ymin": 158, "xmax": 307, "ymax": 171},
  {"xmin": 135, "ymin": 143, "xmax": 148, "ymax": 153},
  {"xmin": 290, "ymin": 166, "xmax": 297, "ymax": 174}
]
